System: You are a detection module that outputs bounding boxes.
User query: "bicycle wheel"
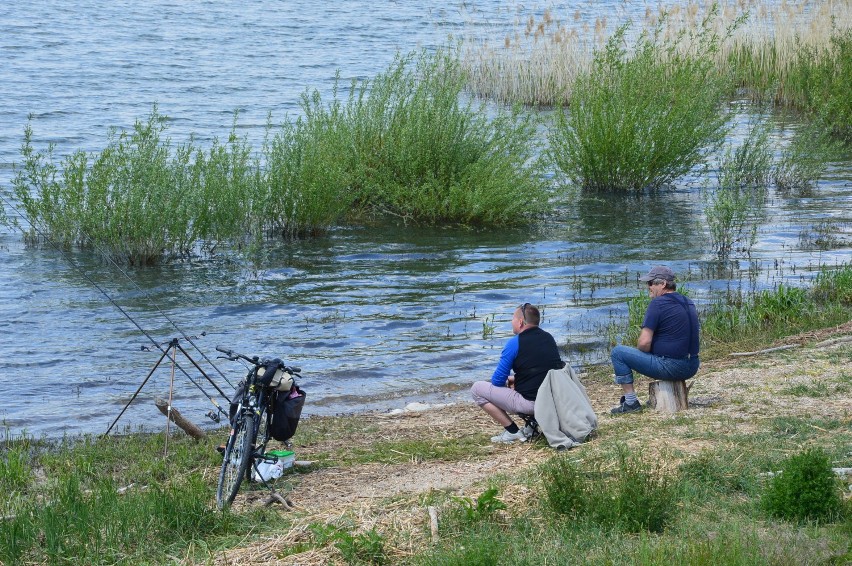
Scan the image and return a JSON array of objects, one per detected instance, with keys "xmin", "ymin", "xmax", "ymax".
[{"xmin": 217, "ymin": 411, "xmax": 255, "ymax": 509}]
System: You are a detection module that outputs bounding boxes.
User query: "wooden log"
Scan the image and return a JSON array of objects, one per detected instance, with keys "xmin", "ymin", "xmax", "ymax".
[
  {"xmin": 155, "ymin": 398, "xmax": 206, "ymax": 440},
  {"xmin": 729, "ymin": 344, "xmax": 798, "ymax": 357},
  {"xmin": 428, "ymin": 506, "xmax": 440, "ymax": 542},
  {"xmin": 647, "ymin": 381, "xmax": 689, "ymax": 413}
]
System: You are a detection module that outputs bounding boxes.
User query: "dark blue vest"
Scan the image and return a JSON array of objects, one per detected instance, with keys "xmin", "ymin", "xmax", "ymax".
[{"xmin": 513, "ymin": 327, "xmax": 564, "ymax": 401}]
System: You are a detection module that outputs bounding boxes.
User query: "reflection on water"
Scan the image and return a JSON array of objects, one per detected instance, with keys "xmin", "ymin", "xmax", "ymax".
[{"xmin": 0, "ymin": 1, "xmax": 850, "ymax": 437}]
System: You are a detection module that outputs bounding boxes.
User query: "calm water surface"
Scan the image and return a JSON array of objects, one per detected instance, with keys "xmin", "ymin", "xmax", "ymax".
[{"xmin": 1, "ymin": 1, "xmax": 850, "ymax": 437}]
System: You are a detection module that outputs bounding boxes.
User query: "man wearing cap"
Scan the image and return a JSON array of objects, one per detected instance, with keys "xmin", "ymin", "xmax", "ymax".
[
  {"xmin": 471, "ymin": 303, "xmax": 565, "ymax": 443},
  {"xmin": 610, "ymin": 266, "xmax": 700, "ymax": 414}
]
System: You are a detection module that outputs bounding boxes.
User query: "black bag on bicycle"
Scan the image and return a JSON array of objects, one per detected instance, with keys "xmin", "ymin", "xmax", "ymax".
[{"xmin": 270, "ymin": 386, "xmax": 306, "ymax": 442}]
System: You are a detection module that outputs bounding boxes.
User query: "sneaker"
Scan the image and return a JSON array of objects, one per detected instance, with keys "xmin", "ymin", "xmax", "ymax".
[
  {"xmin": 610, "ymin": 396, "xmax": 643, "ymax": 415},
  {"xmin": 521, "ymin": 423, "xmax": 536, "ymax": 438},
  {"xmin": 491, "ymin": 429, "xmax": 528, "ymax": 444}
]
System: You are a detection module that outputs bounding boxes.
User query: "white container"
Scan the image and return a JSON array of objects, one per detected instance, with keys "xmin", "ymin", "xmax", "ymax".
[{"xmin": 251, "ymin": 451, "xmax": 296, "ymax": 482}]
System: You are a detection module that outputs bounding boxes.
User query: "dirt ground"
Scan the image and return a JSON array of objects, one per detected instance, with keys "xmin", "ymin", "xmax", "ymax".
[{"xmin": 208, "ymin": 322, "xmax": 852, "ymax": 565}]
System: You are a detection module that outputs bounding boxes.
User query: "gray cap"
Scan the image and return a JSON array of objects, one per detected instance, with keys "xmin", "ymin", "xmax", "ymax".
[{"xmin": 639, "ymin": 266, "xmax": 675, "ymax": 282}]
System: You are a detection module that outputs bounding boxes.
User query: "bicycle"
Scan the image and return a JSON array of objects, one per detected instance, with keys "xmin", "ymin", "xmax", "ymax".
[{"xmin": 215, "ymin": 345, "xmax": 306, "ymax": 509}]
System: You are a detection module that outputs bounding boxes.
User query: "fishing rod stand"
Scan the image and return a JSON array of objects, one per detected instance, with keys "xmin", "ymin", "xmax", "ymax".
[{"xmin": 103, "ymin": 336, "xmax": 228, "ymax": 437}]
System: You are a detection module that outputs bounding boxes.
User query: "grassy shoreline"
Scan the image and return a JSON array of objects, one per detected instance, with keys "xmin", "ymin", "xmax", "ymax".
[{"xmin": 2, "ymin": 296, "xmax": 851, "ymax": 564}]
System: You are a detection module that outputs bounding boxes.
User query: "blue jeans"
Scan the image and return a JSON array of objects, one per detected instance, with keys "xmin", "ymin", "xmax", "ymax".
[{"xmin": 611, "ymin": 345, "xmax": 699, "ymax": 385}]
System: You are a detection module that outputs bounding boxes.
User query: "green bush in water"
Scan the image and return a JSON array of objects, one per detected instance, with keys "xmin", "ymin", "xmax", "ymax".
[
  {"xmin": 346, "ymin": 48, "xmax": 549, "ymax": 224},
  {"xmin": 548, "ymin": 10, "xmax": 732, "ymax": 192}
]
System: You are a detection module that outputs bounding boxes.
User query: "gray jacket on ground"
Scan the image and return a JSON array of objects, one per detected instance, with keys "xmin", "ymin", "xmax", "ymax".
[{"xmin": 533, "ymin": 365, "xmax": 598, "ymax": 450}]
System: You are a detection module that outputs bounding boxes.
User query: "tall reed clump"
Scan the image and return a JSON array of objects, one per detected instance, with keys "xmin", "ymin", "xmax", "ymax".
[
  {"xmin": 548, "ymin": 10, "xmax": 732, "ymax": 192},
  {"xmin": 346, "ymin": 48, "xmax": 548, "ymax": 224},
  {"xmin": 705, "ymin": 114, "xmax": 772, "ymax": 258},
  {"xmin": 725, "ymin": 3, "xmax": 852, "ymax": 142},
  {"xmin": 6, "ymin": 109, "xmax": 260, "ymax": 265}
]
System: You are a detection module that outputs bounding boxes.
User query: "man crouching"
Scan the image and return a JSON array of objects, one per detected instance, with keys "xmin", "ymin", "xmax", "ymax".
[{"xmin": 471, "ymin": 303, "xmax": 564, "ymax": 443}]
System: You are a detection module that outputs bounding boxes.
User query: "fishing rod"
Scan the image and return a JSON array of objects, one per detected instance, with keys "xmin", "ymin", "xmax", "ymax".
[{"xmin": 0, "ymin": 193, "xmax": 233, "ymax": 426}]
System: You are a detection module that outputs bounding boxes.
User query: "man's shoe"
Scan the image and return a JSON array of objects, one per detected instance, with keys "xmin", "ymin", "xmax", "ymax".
[
  {"xmin": 491, "ymin": 429, "xmax": 528, "ymax": 444},
  {"xmin": 610, "ymin": 396, "xmax": 643, "ymax": 415}
]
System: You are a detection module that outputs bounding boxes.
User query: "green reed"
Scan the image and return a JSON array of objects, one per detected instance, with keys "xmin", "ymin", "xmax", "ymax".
[
  {"xmin": 548, "ymin": 10, "xmax": 732, "ymax": 192},
  {"xmin": 773, "ymin": 121, "xmax": 842, "ymax": 195},
  {"xmin": 4, "ymin": 49, "xmax": 548, "ymax": 263},
  {"xmin": 705, "ymin": 114, "xmax": 772, "ymax": 258},
  {"xmin": 700, "ymin": 263, "xmax": 852, "ymax": 351}
]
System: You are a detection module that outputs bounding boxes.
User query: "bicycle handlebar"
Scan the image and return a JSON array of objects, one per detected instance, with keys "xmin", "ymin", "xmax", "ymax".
[{"xmin": 215, "ymin": 345, "xmax": 301, "ymax": 374}]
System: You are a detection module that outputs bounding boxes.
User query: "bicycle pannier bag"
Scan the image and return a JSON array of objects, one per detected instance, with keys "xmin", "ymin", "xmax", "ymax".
[{"xmin": 270, "ymin": 386, "xmax": 306, "ymax": 442}]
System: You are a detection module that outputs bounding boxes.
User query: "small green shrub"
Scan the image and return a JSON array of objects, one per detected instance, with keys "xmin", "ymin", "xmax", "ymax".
[
  {"xmin": 453, "ymin": 487, "xmax": 506, "ymax": 524},
  {"xmin": 761, "ymin": 448, "xmax": 845, "ymax": 523},
  {"xmin": 706, "ymin": 114, "xmax": 771, "ymax": 258},
  {"xmin": 310, "ymin": 523, "xmax": 386, "ymax": 565},
  {"xmin": 541, "ymin": 448, "xmax": 679, "ymax": 533},
  {"xmin": 549, "ymin": 10, "xmax": 732, "ymax": 191}
]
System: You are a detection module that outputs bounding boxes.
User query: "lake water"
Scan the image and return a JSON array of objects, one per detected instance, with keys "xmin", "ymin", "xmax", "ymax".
[{"xmin": 1, "ymin": 1, "xmax": 850, "ymax": 438}]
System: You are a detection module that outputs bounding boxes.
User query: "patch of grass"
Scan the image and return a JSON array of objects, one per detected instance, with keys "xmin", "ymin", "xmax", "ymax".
[
  {"xmin": 780, "ymin": 381, "xmax": 831, "ymax": 398},
  {"xmin": 813, "ymin": 264, "xmax": 852, "ymax": 306},
  {"xmin": 308, "ymin": 522, "xmax": 387, "ymax": 565},
  {"xmin": 0, "ymin": 430, "xmax": 283, "ymax": 565},
  {"xmin": 698, "ymin": 263, "xmax": 852, "ymax": 353},
  {"xmin": 540, "ymin": 447, "xmax": 679, "ymax": 533}
]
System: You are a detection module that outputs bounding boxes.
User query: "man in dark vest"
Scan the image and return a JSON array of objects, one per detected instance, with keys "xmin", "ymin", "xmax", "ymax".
[
  {"xmin": 610, "ymin": 266, "xmax": 700, "ymax": 414},
  {"xmin": 471, "ymin": 303, "xmax": 564, "ymax": 443}
]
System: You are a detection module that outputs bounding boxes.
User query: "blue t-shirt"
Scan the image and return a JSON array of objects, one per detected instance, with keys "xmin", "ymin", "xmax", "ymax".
[{"xmin": 642, "ymin": 293, "xmax": 700, "ymax": 357}]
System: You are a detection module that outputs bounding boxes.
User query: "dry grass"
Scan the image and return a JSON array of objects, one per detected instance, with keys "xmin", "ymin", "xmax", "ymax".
[
  {"xmin": 460, "ymin": 0, "xmax": 852, "ymax": 106},
  {"xmin": 207, "ymin": 320, "xmax": 852, "ymax": 565}
]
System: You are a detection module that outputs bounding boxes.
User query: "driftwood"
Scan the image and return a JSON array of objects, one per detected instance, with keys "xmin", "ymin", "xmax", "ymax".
[
  {"xmin": 428, "ymin": 506, "xmax": 440, "ymax": 542},
  {"xmin": 813, "ymin": 336, "xmax": 852, "ymax": 348},
  {"xmin": 155, "ymin": 398, "xmax": 206, "ymax": 440},
  {"xmin": 647, "ymin": 380, "xmax": 690, "ymax": 413},
  {"xmin": 729, "ymin": 344, "xmax": 799, "ymax": 357},
  {"xmin": 263, "ymin": 492, "xmax": 294, "ymax": 508}
]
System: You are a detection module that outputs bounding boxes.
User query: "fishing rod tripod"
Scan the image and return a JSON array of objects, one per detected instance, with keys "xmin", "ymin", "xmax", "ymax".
[{"xmin": 103, "ymin": 336, "xmax": 230, "ymax": 439}]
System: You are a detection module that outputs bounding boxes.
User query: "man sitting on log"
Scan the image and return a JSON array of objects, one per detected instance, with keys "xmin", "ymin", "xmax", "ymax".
[{"xmin": 610, "ymin": 266, "xmax": 700, "ymax": 414}]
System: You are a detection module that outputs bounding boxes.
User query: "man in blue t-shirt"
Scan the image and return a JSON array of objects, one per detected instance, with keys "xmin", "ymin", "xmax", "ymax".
[
  {"xmin": 610, "ymin": 266, "xmax": 700, "ymax": 414},
  {"xmin": 471, "ymin": 303, "xmax": 564, "ymax": 443}
]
